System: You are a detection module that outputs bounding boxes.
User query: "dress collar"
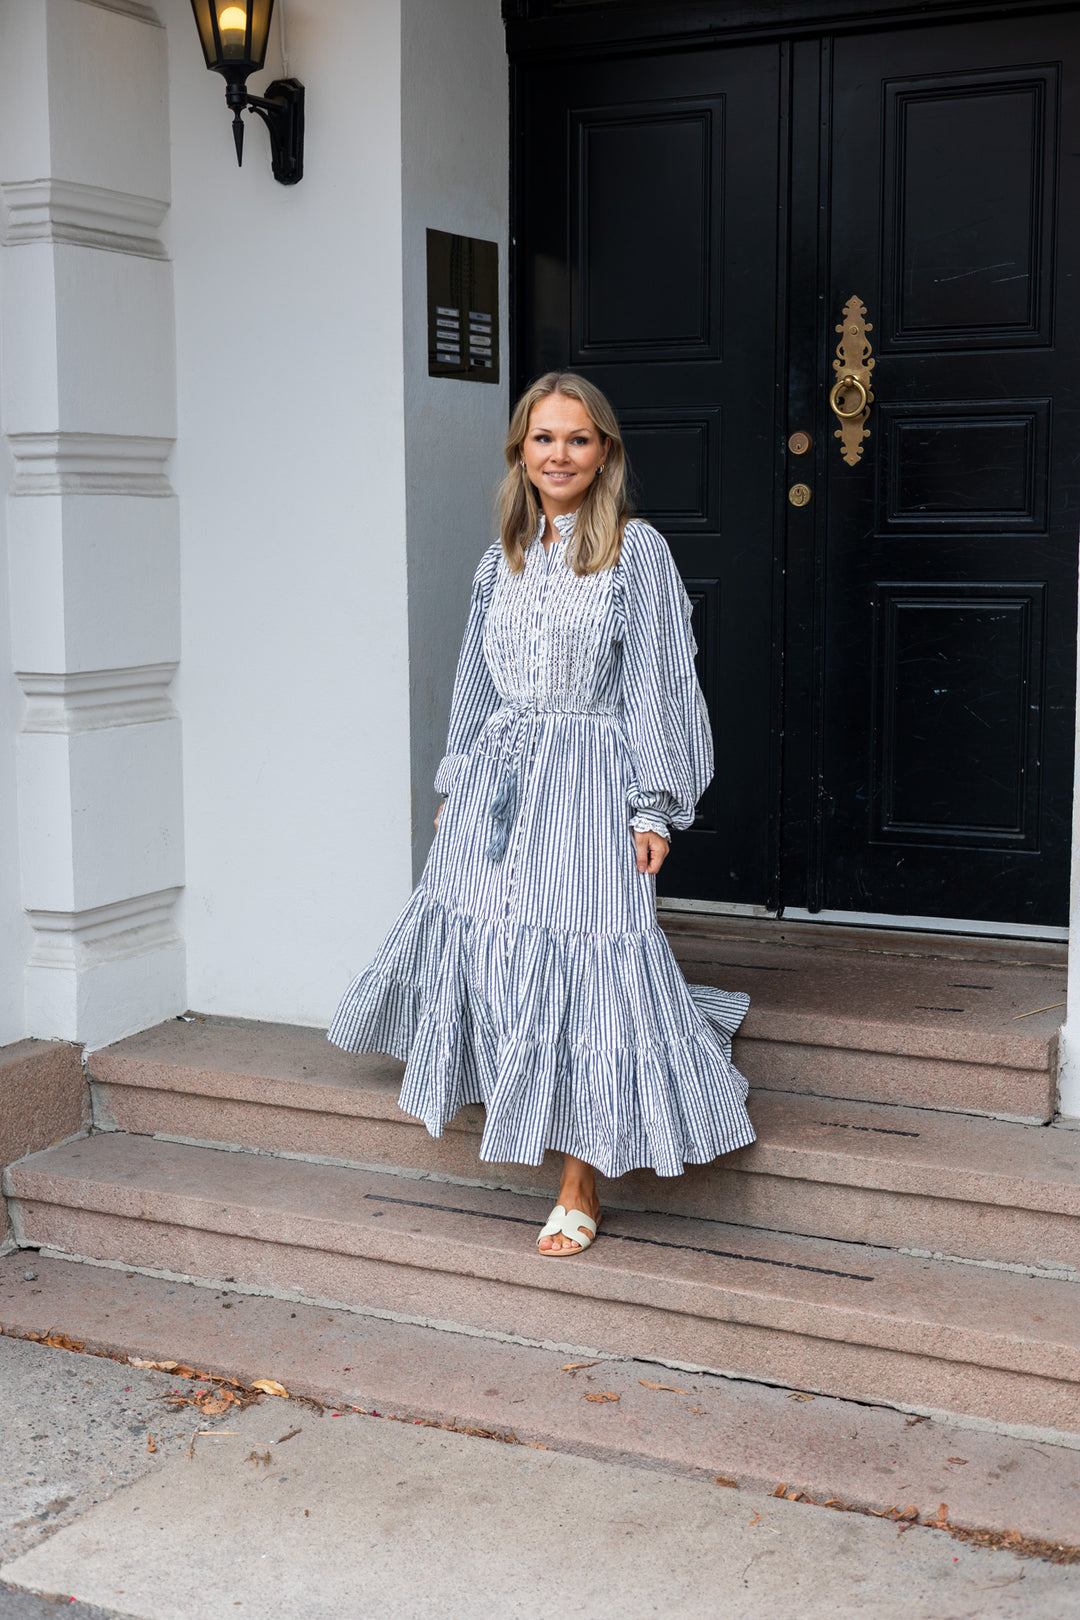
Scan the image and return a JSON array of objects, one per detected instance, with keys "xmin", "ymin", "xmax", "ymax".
[{"xmin": 535, "ymin": 508, "xmax": 579, "ymax": 545}]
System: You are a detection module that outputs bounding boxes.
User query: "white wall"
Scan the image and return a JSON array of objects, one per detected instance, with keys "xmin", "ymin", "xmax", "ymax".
[
  {"xmin": 401, "ymin": 0, "xmax": 509, "ymax": 877},
  {"xmin": 164, "ymin": 0, "xmax": 413, "ymax": 1025}
]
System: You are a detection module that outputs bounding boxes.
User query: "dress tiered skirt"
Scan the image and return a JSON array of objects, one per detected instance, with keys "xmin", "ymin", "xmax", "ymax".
[{"xmin": 328, "ymin": 701, "xmax": 754, "ymax": 1179}]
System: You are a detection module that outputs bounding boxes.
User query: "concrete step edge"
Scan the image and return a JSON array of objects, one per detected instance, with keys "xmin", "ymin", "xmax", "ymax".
[
  {"xmin": 87, "ymin": 1127, "xmax": 1080, "ymax": 1284},
  {"xmin": 89, "ymin": 1059, "xmax": 1080, "ymax": 1216},
  {"xmin": 9, "ymin": 1136, "xmax": 1079, "ymax": 1382}
]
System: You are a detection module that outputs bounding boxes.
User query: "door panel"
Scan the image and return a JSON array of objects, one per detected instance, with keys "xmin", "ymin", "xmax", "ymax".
[
  {"xmin": 517, "ymin": 46, "xmax": 782, "ymax": 904},
  {"xmin": 821, "ymin": 18, "xmax": 1078, "ymax": 924},
  {"xmin": 883, "ymin": 72, "xmax": 1055, "ymax": 344}
]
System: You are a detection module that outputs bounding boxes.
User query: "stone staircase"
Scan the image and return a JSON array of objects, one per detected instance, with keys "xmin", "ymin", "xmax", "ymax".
[{"xmin": 5, "ymin": 920, "xmax": 1079, "ymax": 1439}]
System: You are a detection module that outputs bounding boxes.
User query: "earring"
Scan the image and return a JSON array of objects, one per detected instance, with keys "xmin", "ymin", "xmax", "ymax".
[
  {"xmin": 598, "ymin": 463, "xmax": 605, "ymax": 473},
  {"xmin": 520, "ymin": 460, "xmax": 526, "ymax": 469}
]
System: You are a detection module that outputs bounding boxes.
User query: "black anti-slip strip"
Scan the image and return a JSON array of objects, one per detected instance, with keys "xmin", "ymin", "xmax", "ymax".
[
  {"xmin": 363, "ymin": 1192, "xmax": 875, "ymax": 1283},
  {"xmin": 677, "ymin": 958, "xmax": 797, "ymax": 973},
  {"xmin": 822, "ymin": 1121, "xmax": 920, "ymax": 1139}
]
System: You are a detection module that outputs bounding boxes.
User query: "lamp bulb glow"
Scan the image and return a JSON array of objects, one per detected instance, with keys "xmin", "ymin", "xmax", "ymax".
[{"xmin": 217, "ymin": 5, "xmax": 248, "ymax": 55}]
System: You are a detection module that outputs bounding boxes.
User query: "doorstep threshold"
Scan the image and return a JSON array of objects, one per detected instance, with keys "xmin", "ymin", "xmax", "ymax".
[{"xmin": 658, "ymin": 905, "xmax": 1068, "ymax": 967}]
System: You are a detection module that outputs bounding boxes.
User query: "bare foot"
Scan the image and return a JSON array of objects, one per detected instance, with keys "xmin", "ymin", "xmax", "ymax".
[{"xmin": 538, "ymin": 1155, "xmax": 601, "ymax": 1254}]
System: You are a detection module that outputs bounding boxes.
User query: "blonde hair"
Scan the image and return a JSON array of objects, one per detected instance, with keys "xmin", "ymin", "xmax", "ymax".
[{"xmin": 497, "ymin": 372, "xmax": 631, "ymax": 575}]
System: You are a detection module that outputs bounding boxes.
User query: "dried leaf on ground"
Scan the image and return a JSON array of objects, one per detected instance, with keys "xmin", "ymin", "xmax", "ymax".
[
  {"xmin": 905, "ymin": 1415, "xmax": 930, "ymax": 1426},
  {"xmin": 638, "ymin": 1379, "xmax": 687, "ymax": 1393},
  {"xmin": 715, "ymin": 1476, "xmax": 737, "ymax": 1489},
  {"xmin": 932, "ymin": 1517, "xmax": 1079, "ymax": 1565},
  {"xmin": 773, "ymin": 1483, "xmax": 787, "ymax": 1498},
  {"xmin": 146, "ymin": 1435, "xmax": 157, "ymax": 1454},
  {"xmin": 946, "ymin": 1457, "xmax": 968, "ymax": 1465},
  {"xmin": 747, "ymin": 1512, "xmax": 762, "ymax": 1527},
  {"xmin": 43, "ymin": 1334, "xmax": 85, "ymax": 1353},
  {"xmin": 583, "ymin": 1391, "xmax": 619, "ymax": 1403},
  {"xmin": 787, "ymin": 1392, "xmax": 814, "ymax": 1402},
  {"xmin": 277, "ymin": 1428, "xmax": 303, "ymax": 1444},
  {"xmin": 245, "ymin": 1449, "xmax": 272, "ymax": 1467},
  {"xmin": 130, "ymin": 1359, "xmax": 177, "ymax": 1372},
  {"xmin": 196, "ymin": 1394, "xmax": 234, "ymax": 1416},
  {"xmin": 560, "ymin": 1362, "xmax": 599, "ymax": 1373},
  {"xmin": 155, "ymin": 1381, "xmax": 257, "ymax": 1416},
  {"xmin": 252, "ymin": 1379, "xmax": 288, "ymax": 1398}
]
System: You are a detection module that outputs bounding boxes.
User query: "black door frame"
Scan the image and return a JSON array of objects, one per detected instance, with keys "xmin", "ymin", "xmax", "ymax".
[
  {"xmin": 507, "ymin": 0, "xmax": 1077, "ymax": 924},
  {"xmin": 504, "ymin": 0, "xmax": 1077, "ymax": 58}
]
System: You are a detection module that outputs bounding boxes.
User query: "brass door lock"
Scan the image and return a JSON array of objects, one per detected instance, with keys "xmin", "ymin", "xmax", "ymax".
[
  {"xmin": 787, "ymin": 430, "xmax": 812, "ymax": 456},
  {"xmin": 788, "ymin": 482, "xmax": 812, "ymax": 507}
]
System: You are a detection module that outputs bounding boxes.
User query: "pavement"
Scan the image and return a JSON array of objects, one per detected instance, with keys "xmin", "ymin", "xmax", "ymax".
[{"xmin": 2, "ymin": 1272, "xmax": 1080, "ymax": 1618}]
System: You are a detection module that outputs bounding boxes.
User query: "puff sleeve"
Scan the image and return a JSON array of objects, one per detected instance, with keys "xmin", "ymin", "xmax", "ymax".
[
  {"xmin": 433, "ymin": 544, "xmax": 502, "ymax": 794},
  {"xmin": 617, "ymin": 522, "xmax": 713, "ymax": 835}
]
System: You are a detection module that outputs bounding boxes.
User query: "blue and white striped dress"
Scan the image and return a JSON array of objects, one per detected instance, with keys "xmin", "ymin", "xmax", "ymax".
[{"xmin": 328, "ymin": 513, "xmax": 754, "ymax": 1178}]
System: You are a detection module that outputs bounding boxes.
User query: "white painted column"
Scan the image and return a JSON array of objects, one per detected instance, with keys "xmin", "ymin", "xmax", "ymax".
[{"xmin": 1, "ymin": 0, "xmax": 185, "ymax": 1048}]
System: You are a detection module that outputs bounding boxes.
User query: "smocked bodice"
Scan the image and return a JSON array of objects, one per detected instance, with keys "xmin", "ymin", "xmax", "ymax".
[{"xmin": 482, "ymin": 514, "xmax": 620, "ymax": 716}]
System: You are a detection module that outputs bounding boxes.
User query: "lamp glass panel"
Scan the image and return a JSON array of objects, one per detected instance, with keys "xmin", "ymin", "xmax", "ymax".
[{"xmin": 189, "ymin": 0, "xmax": 274, "ymax": 72}]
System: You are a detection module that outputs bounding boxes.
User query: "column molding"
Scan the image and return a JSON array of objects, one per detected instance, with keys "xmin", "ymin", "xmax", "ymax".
[
  {"xmin": 1, "ymin": 179, "xmax": 168, "ymax": 258},
  {"xmin": 17, "ymin": 664, "xmax": 178, "ymax": 734},
  {"xmin": 27, "ymin": 888, "xmax": 183, "ymax": 972},
  {"xmin": 8, "ymin": 433, "xmax": 174, "ymax": 497}
]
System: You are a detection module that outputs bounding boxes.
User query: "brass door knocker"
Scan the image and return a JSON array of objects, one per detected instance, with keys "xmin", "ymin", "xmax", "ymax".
[{"xmin": 830, "ymin": 296, "xmax": 875, "ymax": 465}]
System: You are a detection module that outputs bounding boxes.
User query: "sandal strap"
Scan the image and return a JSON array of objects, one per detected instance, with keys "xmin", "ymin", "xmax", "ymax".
[{"xmin": 537, "ymin": 1205, "xmax": 597, "ymax": 1249}]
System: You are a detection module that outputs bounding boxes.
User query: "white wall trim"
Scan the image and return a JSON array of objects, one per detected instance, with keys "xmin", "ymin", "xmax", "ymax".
[
  {"xmin": 0, "ymin": 179, "xmax": 168, "ymax": 258},
  {"xmin": 27, "ymin": 888, "xmax": 182, "ymax": 972},
  {"xmin": 8, "ymin": 433, "xmax": 174, "ymax": 497},
  {"xmin": 72, "ymin": 0, "xmax": 163, "ymax": 27},
  {"xmin": 17, "ymin": 664, "xmax": 179, "ymax": 734}
]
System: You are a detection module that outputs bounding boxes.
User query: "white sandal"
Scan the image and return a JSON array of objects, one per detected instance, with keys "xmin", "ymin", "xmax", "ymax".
[{"xmin": 537, "ymin": 1204, "xmax": 598, "ymax": 1257}]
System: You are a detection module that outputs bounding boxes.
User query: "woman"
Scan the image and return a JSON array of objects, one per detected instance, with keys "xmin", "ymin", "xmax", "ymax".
[{"xmin": 328, "ymin": 372, "xmax": 754, "ymax": 1255}]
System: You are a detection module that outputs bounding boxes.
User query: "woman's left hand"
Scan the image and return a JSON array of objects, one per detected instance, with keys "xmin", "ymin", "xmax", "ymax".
[{"xmin": 633, "ymin": 829, "xmax": 670, "ymax": 875}]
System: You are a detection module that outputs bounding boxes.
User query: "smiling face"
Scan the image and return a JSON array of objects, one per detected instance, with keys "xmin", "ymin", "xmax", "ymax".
[{"xmin": 521, "ymin": 393, "xmax": 611, "ymax": 520}]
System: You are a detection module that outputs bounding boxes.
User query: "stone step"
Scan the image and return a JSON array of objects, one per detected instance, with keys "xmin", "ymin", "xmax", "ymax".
[
  {"xmin": 662, "ymin": 923, "xmax": 1064, "ymax": 1121},
  {"xmin": 7, "ymin": 1132, "xmax": 1080, "ymax": 1435},
  {"xmin": 4, "ymin": 1252, "xmax": 1079, "ymax": 1545},
  {"xmin": 88, "ymin": 1020, "xmax": 1080, "ymax": 1271}
]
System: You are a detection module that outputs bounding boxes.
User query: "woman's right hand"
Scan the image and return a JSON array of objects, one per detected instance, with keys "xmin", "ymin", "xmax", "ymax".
[{"xmin": 434, "ymin": 800, "xmax": 445, "ymax": 831}]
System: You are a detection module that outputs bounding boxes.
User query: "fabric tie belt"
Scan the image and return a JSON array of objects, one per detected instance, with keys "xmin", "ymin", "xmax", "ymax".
[{"xmin": 484, "ymin": 702, "xmax": 617, "ymax": 862}]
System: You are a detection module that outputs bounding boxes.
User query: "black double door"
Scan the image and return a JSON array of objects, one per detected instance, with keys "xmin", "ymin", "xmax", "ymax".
[{"xmin": 516, "ymin": 7, "xmax": 1080, "ymax": 927}]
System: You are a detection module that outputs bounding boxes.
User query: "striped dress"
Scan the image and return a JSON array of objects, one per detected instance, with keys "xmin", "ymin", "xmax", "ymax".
[{"xmin": 328, "ymin": 513, "xmax": 755, "ymax": 1178}]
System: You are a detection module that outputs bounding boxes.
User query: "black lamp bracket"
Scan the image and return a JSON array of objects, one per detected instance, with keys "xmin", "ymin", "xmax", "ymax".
[{"xmin": 224, "ymin": 77, "xmax": 304, "ymax": 185}]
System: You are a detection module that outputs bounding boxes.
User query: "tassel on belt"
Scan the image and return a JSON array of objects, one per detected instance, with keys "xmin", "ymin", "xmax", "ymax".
[{"xmin": 483, "ymin": 704, "xmax": 536, "ymax": 862}]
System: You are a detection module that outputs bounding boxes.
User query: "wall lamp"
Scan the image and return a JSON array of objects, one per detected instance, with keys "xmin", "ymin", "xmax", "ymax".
[{"xmin": 190, "ymin": 1, "xmax": 304, "ymax": 184}]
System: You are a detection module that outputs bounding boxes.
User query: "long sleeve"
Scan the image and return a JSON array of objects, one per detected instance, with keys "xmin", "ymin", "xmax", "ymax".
[
  {"xmin": 434, "ymin": 544, "xmax": 502, "ymax": 794},
  {"xmin": 618, "ymin": 521, "xmax": 713, "ymax": 834}
]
